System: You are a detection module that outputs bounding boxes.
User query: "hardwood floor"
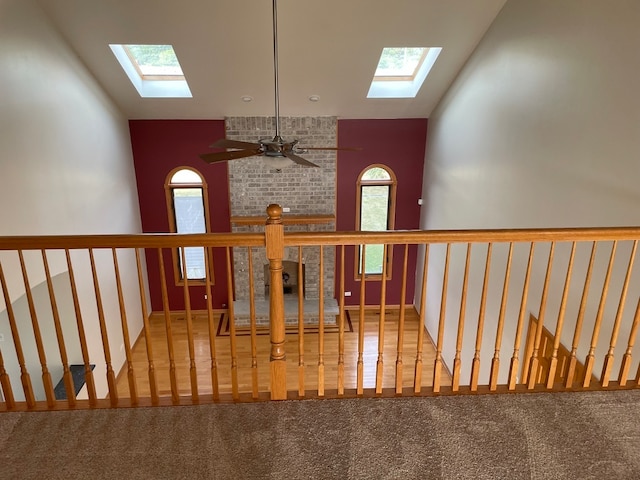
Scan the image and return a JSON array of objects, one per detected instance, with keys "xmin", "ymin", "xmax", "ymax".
[{"xmin": 115, "ymin": 307, "xmax": 450, "ymax": 400}]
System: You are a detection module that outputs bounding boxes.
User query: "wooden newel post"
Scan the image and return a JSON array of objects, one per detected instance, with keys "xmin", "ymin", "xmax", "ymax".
[{"xmin": 266, "ymin": 204, "xmax": 287, "ymax": 400}]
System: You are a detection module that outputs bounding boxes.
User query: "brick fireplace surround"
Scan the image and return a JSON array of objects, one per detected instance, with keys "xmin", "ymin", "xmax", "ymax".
[{"xmin": 226, "ymin": 116, "xmax": 339, "ymax": 325}]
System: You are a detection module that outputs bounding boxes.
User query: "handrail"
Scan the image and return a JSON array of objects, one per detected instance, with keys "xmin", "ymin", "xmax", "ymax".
[
  {"xmin": 0, "ymin": 232, "xmax": 265, "ymax": 250},
  {"xmin": 3, "ymin": 225, "xmax": 640, "ymax": 252},
  {"xmin": 285, "ymin": 226, "xmax": 640, "ymax": 246}
]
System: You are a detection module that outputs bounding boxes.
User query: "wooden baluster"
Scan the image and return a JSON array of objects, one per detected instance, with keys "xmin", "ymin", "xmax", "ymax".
[
  {"xmin": 470, "ymin": 243, "xmax": 493, "ymax": 391},
  {"xmin": 527, "ymin": 242, "xmax": 555, "ymax": 389},
  {"xmin": 565, "ymin": 242, "xmax": 597, "ymax": 388},
  {"xmin": 296, "ymin": 246, "xmax": 305, "ymax": 397},
  {"xmin": 490, "ymin": 243, "xmax": 514, "ymax": 391},
  {"xmin": 0, "ymin": 347, "xmax": 15, "ymax": 410},
  {"xmin": 635, "ymin": 345, "xmax": 640, "ymax": 387},
  {"xmin": 433, "ymin": 243, "xmax": 450, "ymax": 393},
  {"xmin": 452, "ymin": 244, "xmax": 472, "ymax": 392},
  {"xmin": 0, "ymin": 262, "xmax": 35, "ymax": 408},
  {"xmin": 318, "ymin": 246, "xmax": 325, "ymax": 396},
  {"xmin": 225, "ymin": 247, "xmax": 239, "ymax": 399},
  {"xmin": 338, "ymin": 245, "xmax": 346, "ymax": 396},
  {"xmin": 41, "ymin": 250, "xmax": 75, "ymax": 406},
  {"xmin": 357, "ymin": 246, "xmax": 366, "ymax": 395},
  {"xmin": 135, "ymin": 248, "xmax": 158, "ymax": 404},
  {"xmin": 414, "ymin": 244, "xmax": 429, "ymax": 394},
  {"xmin": 546, "ymin": 242, "xmax": 576, "ymax": 389},
  {"xmin": 204, "ymin": 247, "xmax": 219, "ymax": 400},
  {"xmin": 65, "ymin": 250, "xmax": 97, "ymax": 405},
  {"xmin": 583, "ymin": 241, "xmax": 617, "ymax": 388},
  {"xmin": 111, "ymin": 248, "xmax": 138, "ymax": 405},
  {"xmin": 266, "ymin": 204, "xmax": 287, "ymax": 400},
  {"xmin": 619, "ymin": 298, "xmax": 640, "ymax": 386},
  {"xmin": 375, "ymin": 245, "xmax": 388, "ymax": 395},
  {"xmin": 157, "ymin": 248, "xmax": 179, "ymax": 404},
  {"xmin": 248, "ymin": 247, "xmax": 259, "ymax": 399},
  {"xmin": 18, "ymin": 250, "xmax": 55, "ymax": 407},
  {"xmin": 508, "ymin": 243, "xmax": 535, "ymax": 390},
  {"xmin": 180, "ymin": 247, "xmax": 199, "ymax": 402},
  {"xmin": 88, "ymin": 249, "xmax": 118, "ymax": 405},
  {"xmin": 601, "ymin": 240, "xmax": 637, "ymax": 386},
  {"xmin": 394, "ymin": 244, "xmax": 409, "ymax": 394}
]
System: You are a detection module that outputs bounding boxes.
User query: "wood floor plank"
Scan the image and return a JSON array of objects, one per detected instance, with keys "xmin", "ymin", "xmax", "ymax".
[{"xmin": 116, "ymin": 307, "xmax": 449, "ymax": 399}]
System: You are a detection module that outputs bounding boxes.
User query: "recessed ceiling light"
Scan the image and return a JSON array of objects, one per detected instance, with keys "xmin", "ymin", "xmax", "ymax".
[
  {"xmin": 309, "ymin": 95, "xmax": 320, "ymax": 102},
  {"xmin": 241, "ymin": 95, "xmax": 253, "ymax": 102}
]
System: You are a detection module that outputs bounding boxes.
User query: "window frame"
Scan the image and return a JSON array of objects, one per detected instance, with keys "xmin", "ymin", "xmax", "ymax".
[
  {"xmin": 109, "ymin": 44, "xmax": 192, "ymax": 98},
  {"xmin": 164, "ymin": 167, "xmax": 214, "ymax": 286},
  {"xmin": 367, "ymin": 46, "xmax": 442, "ymax": 99},
  {"xmin": 354, "ymin": 164, "xmax": 397, "ymax": 281},
  {"xmin": 373, "ymin": 48, "xmax": 429, "ymax": 82},
  {"xmin": 123, "ymin": 45, "xmax": 186, "ymax": 81}
]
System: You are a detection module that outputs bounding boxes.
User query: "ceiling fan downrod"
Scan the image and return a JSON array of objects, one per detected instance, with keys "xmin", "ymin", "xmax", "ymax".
[
  {"xmin": 199, "ymin": 0, "xmax": 346, "ymax": 168},
  {"xmin": 272, "ymin": 0, "xmax": 281, "ymax": 139}
]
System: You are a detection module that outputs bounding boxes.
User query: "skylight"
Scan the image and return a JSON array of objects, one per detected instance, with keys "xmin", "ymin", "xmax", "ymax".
[
  {"xmin": 367, "ymin": 47, "xmax": 442, "ymax": 99},
  {"xmin": 124, "ymin": 45, "xmax": 184, "ymax": 78},
  {"xmin": 374, "ymin": 48, "xmax": 428, "ymax": 79},
  {"xmin": 109, "ymin": 44, "xmax": 192, "ymax": 98}
]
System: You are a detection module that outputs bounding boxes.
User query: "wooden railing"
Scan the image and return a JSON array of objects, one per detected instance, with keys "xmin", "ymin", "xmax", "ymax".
[{"xmin": 1, "ymin": 204, "xmax": 640, "ymax": 411}]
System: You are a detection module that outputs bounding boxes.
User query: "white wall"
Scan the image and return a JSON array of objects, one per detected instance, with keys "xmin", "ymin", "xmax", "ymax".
[
  {"xmin": 419, "ymin": 0, "xmax": 640, "ymax": 385},
  {"xmin": 0, "ymin": 0, "xmax": 145, "ymax": 401}
]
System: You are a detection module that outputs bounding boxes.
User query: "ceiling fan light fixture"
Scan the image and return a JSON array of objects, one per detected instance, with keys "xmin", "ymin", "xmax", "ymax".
[
  {"xmin": 309, "ymin": 95, "xmax": 320, "ymax": 102},
  {"xmin": 241, "ymin": 95, "xmax": 253, "ymax": 102},
  {"xmin": 263, "ymin": 156, "xmax": 292, "ymax": 169}
]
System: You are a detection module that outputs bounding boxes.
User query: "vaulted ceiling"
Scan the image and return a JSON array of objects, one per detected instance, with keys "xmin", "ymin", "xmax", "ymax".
[{"xmin": 36, "ymin": 0, "xmax": 507, "ymax": 120}]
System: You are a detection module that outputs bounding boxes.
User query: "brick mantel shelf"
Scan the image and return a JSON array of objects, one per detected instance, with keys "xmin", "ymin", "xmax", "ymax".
[{"xmin": 230, "ymin": 214, "xmax": 335, "ymax": 226}]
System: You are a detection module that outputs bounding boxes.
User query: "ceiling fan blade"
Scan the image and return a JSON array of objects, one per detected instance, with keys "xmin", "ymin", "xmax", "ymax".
[
  {"xmin": 298, "ymin": 147, "xmax": 362, "ymax": 151},
  {"xmin": 200, "ymin": 149, "xmax": 262, "ymax": 164},
  {"xmin": 211, "ymin": 139, "xmax": 262, "ymax": 150},
  {"xmin": 282, "ymin": 151, "xmax": 319, "ymax": 168}
]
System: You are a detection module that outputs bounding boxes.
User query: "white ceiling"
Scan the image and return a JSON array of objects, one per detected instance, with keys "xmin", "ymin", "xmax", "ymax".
[{"xmin": 36, "ymin": 0, "xmax": 507, "ymax": 120}]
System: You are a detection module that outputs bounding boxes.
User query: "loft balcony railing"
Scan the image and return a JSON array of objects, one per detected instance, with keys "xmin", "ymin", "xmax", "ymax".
[{"xmin": 1, "ymin": 205, "xmax": 640, "ymax": 411}]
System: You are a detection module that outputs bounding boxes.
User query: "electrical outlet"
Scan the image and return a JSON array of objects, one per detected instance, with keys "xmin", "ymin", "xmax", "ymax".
[
  {"xmin": 282, "ymin": 207, "xmax": 291, "ymax": 213},
  {"xmin": 204, "ymin": 294, "xmax": 208, "ymax": 300},
  {"xmin": 344, "ymin": 291, "xmax": 352, "ymax": 297},
  {"xmin": 0, "ymin": 333, "xmax": 4, "ymax": 342}
]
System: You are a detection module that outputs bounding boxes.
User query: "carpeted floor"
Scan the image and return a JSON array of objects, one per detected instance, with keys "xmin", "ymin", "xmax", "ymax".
[{"xmin": 1, "ymin": 390, "xmax": 640, "ymax": 479}]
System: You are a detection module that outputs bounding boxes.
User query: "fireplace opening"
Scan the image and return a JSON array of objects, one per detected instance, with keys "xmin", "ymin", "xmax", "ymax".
[{"xmin": 264, "ymin": 261, "xmax": 304, "ymax": 298}]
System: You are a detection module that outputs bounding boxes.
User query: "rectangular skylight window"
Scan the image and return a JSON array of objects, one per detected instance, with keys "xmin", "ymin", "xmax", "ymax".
[
  {"xmin": 367, "ymin": 47, "xmax": 442, "ymax": 99},
  {"xmin": 124, "ymin": 44, "xmax": 184, "ymax": 78},
  {"xmin": 374, "ymin": 48, "xmax": 428, "ymax": 79},
  {"xmin": 109, "ymin": 44, "xmax": 192, "ymax": 98}
]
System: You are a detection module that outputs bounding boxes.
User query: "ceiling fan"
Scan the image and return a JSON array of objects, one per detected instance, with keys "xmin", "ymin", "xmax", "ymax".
[{"xmin": 199, "ymin": 0, "xmax": 355, "ymax": 168}]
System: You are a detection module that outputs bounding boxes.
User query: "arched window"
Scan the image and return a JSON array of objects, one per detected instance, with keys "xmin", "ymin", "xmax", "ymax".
[
  {"xmin": 165, "ymin": 167, "xmax": 212, "ymax": 284},
  {"xmin": 356, "ymin": 164, "xmax": 397, "ymax": 278}
]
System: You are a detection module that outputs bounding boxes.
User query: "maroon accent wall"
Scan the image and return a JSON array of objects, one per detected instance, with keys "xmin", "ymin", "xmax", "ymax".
[
  {"xmin": 130, "ymin": 118, "xmax": 427, "ymax": 311},
  {"xmin": 129, "ymin": 119, "xmax": 230, "ymax": 311},
  {"xmin": 336, "ymin": 119, "xmax": 428, "ymax": 306}
]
